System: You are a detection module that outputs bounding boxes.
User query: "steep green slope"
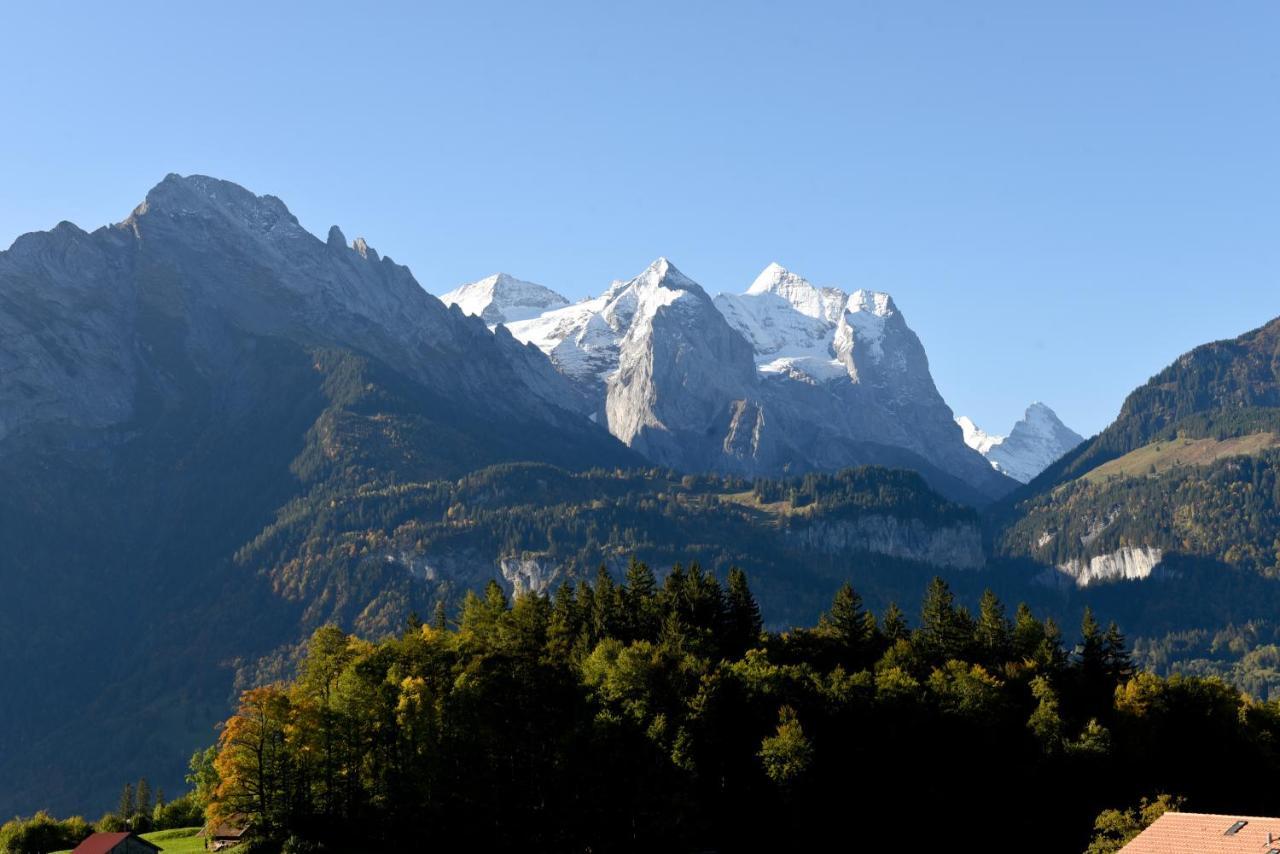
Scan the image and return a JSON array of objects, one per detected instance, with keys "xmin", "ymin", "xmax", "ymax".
[{"xmin": 997, "ymin": 317, "xmax": 1280, "ymax": 575}]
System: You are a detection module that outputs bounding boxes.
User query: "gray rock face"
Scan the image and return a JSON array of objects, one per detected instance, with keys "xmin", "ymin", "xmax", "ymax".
[
  {"xmin": 505, "ymin": 260, "xmax": 1014, "ymax": 502},
  {"xmin": 602, "ymin": 259, "xmax": 763, "ymax": 469},
  {"xmin": 786, "ymin": 515, "xmax": 986, "ymax": 570},
  {"xmin": 0, "ymin": 174, "xmax": 617, "ymax": 457},
  {"xmin": 1039, "ymin": 546, "xmax": 1165, "ymax": 588}
]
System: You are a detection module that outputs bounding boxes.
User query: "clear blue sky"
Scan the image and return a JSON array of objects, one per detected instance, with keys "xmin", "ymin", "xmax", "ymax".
[{"xmin": 3, "ymin": 2, "xmax": 1277, "ymax": 436}]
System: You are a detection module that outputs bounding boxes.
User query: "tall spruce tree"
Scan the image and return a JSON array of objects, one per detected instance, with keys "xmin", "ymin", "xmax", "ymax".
[
  {"xmin": 119, "ymin": 782, "xmax": 135, "ymax": 822},
  {"xmin": 623, "ymin": 557, "xmax": 660, "ymax": 641},
  {"xmin": 1103, "ymin": 621, "xmax": 1134, "ymax": 684},
  {"xmin": 918, "ymin": 577, "xmax": 974, "ymax": 664},
  {"xmin": 724, "ymin": 567, "xmax": 764, "ymax": 658},
  {"xmin": 819, "ymin": 582, "xmax": 873, "ymax": 666},
  {"xmin": 879, "ymin": 602, "xmax": 910, "ymax": 644},
  {"xmin": 136, "ymin": 778, "xmax": 151, "ymax": 816},
  {"xmin": 974, "ymin": 589, "xmax": 1012, "ymax": 667}
]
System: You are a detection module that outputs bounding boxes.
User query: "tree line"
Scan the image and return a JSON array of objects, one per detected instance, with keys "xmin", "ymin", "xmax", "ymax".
[{"xmin": 197, "ymin": 560, "xmax": 1280, "ymax": 853}]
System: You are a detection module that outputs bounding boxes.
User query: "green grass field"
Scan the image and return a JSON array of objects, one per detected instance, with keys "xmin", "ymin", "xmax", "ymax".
[
  {"xmin": 139, "ymin": 827, "xmax": 206, "ymax": 852},
  {"xmin": 1082, "ymin": 432, "xmax": 1280, "ymax": 483}
]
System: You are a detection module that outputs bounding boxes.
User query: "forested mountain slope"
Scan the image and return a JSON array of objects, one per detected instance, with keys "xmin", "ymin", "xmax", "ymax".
[
  {"xmin": 997, "ymin": 317, "xmax": 1280, "ymax": 584},
  {"xmin": 0, "ymin": 175, "xmax": 636, "ymax": 816}
]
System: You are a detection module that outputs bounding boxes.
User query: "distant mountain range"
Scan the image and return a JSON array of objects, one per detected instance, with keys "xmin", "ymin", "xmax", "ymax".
[
  {"xmin": 7, "ymin": 174, "xmax": 1275, "ymax": 819},
  {"xmin": 445, "ymin": 261, "xmax": 1021, "ymax": 503}
]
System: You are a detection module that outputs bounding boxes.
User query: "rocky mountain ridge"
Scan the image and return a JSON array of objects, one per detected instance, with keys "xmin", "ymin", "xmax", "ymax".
[{"xmin": 447, "ymin": 260, "xmax": 1015, "ymax": 503}]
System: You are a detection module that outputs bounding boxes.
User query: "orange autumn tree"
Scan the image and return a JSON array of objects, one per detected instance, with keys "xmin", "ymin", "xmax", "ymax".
[{"xmin": 211, "ymin": 685, "xmax": 294, "ymax": 832}]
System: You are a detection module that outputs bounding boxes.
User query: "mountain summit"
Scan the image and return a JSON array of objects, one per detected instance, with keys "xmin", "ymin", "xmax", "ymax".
[
  {"xmin": 440, "ymin": 273, "xmax": 570, "ymax": 325},
  {"xmin": 957, "ymin": 403, "xmax": 1084, "ymax": 483}
]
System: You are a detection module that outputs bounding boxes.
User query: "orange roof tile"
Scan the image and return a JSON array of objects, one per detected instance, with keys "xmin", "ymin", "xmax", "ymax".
[{"xmin": 1123, "ymin": 812, "xmax": 1280, "ymax": 853}]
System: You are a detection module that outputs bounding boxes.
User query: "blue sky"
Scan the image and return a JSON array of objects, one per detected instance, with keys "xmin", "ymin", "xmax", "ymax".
[{"xmin": 3, "ymin": 2, "xmax": 1277, "ymax": 436}]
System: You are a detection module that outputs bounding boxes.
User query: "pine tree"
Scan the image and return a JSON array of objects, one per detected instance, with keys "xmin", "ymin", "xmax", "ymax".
[
  {"xmin": 1103, "ymin": 621, "xmax": 1134, "ymax": 684},
  {"xmin": 918, "ymin": 577, "xmax": 973, "ymax": 663},
  {"xmin": 119, "ymin": 782, "xmax": 135, "ymax": 822},
  {"xmin": 622, "ymin": 557, "xmax": 659, "ymax": 641},
  {"xmin": 484, "ymin": 580, "xmax": 510, "ymax": 617},
  {"xmin": 974, "ymin": 589, "xmax": 1012, "ymax": 666},
  {"xmin": 1078, "ymin": 607, "xmax": 1105, "ymax": 669},
  {"xmin": 819, "ymin": 582, "xmax": 872, "ymax": 665},
  {"xmin": 724, "ymin": 567, "xmax": 763, "ymax": 658},
  {"xmin": 1012, "ymin": 602, "xmax": 1046, "ymax": 661},
  {"xmin": 880, "ymin": 602, "xmax": 909, "ymax": 644},
  {"xmin": 592, "ymin": 565, "xmax": 624, "ymax": 639},
  {"xmin": 431, "ymin": 600, "xmax": 448, "ymax": 632},
  {"xmin": 136, "ymin": 778, "xmax": 151, "ymax": 816},
  {"xmin": 1036, "ymin": 617, "xmax": 1069, "ymax": 674}
]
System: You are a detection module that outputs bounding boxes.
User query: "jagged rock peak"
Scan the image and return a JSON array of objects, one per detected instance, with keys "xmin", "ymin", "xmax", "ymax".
[
  {"xmin": 124, "ymin": 173, "xmax": 304, "ymax": 241},
  {"xmin": 352, "ymin": 236, "xmax": 378, "ymax": 261},
  {"xmin": 326, "ymin": 225, "xmax": 347, "ymax": 249}
]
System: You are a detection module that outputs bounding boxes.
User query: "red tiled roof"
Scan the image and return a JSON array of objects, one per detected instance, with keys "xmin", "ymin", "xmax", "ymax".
[
  {"xmin": 1122, "ymin": 812, "xmax": 1280, "ymax": 853},
  {"xmin": 70, "ymin": 832, "xmax": 160, "ymax": 854}
]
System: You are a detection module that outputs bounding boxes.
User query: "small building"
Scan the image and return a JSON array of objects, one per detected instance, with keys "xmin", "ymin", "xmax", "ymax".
[
  {"xmin": 204, "ymin": 815, "xmax": 250, "ymax": 851},
  {"xmin": 70, "ymin": 832, "xmax": 162, "ymax": 854},
  {"xmin": 1123, "ymin": 812, "xmax": 1280, "ymax": 852}
]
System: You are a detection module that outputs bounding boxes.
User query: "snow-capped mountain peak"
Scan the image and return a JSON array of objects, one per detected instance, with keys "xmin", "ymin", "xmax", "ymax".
[
  {"xmin": 440, "ymin": 273, "xmax": 570, "ymax": 326},
  {"xmin": 957, "ymin": 403, "xmax": 1085, "ymax": 483},
  {"xmin": 745, "ymin": 262, "xmax": 845, "ymax": 323},
  {"xmin": 504, "ymin": 257, "xmax": 707, "ymax": 390},
  {"xmin": 498, "ymin": 258, "xmax": 1015, "ymax": 502}
]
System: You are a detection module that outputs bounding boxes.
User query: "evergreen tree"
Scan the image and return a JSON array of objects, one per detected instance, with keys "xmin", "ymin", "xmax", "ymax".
[
  {"xmin": 1103, "ymin": 621, "xmax": 1134, "ymax": 684},
  {"xmin": 818, "ymin": 582, "xmax": 873, "ymax": 666},
  {"xmin": 431, "ymin": 600, "xmax": 448, "ymax": 632},
  {"xmin": 576, "ymin": 581, "xmax": 597, "ymax": 645},
  {"xmin": 592, "ymin": 565, "xmax": 624, "ymax": 639},
  {"xmin": 1078, "ymin": 607, "xmax": 1105, "ymax": 670},
  {"xmin": 547, "ymin": 581, "xmax": 581, "ymax": 657},
  {"xmin": 879, "ymin": 602, "xmax": 910, "ymax": 644},
  {"xmin": 622, "ymin": 557, "xmax": 659, "ymax": 641},
  {"xmin": 1036, "ymin": 617, "xmax": 1069, "ymax": 674},
  {"xmin": 119, "ymin": 782, "xmax": 135, "ymax": 822},
  {"xmin": 917, "ymin": 577, "xmax": 973, "ymax": 663},
  {"xmin": 974, "ymin": 589, "xmax": 1012, "ymax": 666},
  {"xmin": 724, "ymin": 567, "xmax": 763, "ymax": 658},
  {"xmin": 1012, "ymin": 603, "xmax": 1046, "ymax": 661},
  {"xmin": 136, "ymin": 778, "xmax": 151, "ymax": 816}
]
